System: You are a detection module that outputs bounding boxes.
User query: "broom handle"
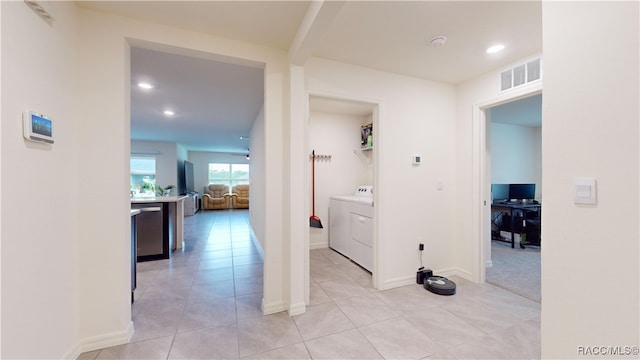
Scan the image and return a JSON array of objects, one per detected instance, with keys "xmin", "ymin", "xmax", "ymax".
[{"xmin": 312, "ymin": 150, "xmax": 316, "ymax": 215}]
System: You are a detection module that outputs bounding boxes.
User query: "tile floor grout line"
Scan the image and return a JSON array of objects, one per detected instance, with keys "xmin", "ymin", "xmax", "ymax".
[{"xmin": 353, "ymin": 326, "xmax": 386, "ymax": 360}]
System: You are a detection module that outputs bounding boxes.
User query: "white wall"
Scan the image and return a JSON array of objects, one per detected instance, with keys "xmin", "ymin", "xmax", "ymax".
[
  {"xmin": 309, "ymin": 111, "xmax": 372, "ymax": 248},
  {"xmin": 249, "ymin": 105, "xmax": 266, "ymax": 253},
  {"xmin": 490, "ymin": 123, "xmax": 542, "ymax": 200},
  {"xmin": 188, "ymin": 151, "xmax": 250, "ymax": 197},
  {"xmin": 305, "ymin": 58, "xmax": 457, "ymax": 289},
  {"xmin": 76, "ymin": 7, "xmax": 134, "ymax": 354},
  {"xmin": 131, "ymin": 140, "xmax": 179, "ymax": 193},
  {"xmin": 261, "ymin": 60, "xmax": 287, "ymax": 313},
  {"xmin": 285, "ymin": 65, "xmax": 306, "ymax": 314},
  {"xmin": 1, "ymin": 2, "xmax": 81, "ymax": 358},
  {"xmin": 541, "ymin": 2, "xmax": 639, "ymax": 357}
]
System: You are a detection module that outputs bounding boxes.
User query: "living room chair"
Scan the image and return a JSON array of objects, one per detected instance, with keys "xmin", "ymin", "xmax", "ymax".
[
  {"xmin": 230, "ymin": 184, "xmax": 249, "ymax": 209},
  {"xmin": 202, "ymin": 184, "xmax": 230, "ymax": 210}
]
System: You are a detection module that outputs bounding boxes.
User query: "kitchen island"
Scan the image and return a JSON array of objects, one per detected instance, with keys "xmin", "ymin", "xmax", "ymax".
[
  {"xmin": 130, "ymin": 209, "xmax": 140, "ymax": 303},
  {"xmin": 131, "ymin": 195, "xmax": 187, "ymax": 261}
]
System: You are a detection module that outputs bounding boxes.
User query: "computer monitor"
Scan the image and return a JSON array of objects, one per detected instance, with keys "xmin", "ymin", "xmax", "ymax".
[
  {"xmin": 491, "ymin": 184, "xmax": 510, "ymax": 202},
  {"xmin": 509, "ymin": 183, "xmax": 535, "ymax": 201}
]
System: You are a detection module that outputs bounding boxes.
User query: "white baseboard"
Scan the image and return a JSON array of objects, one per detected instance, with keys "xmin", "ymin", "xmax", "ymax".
[
  {"xmin": 72, "ymin": 321, "xmax": 134, "ymax": 356},
  {"xmin": 63, "ymin": 344, "xmax": 81, "ymax": 360},
  {"xmin": 382, "ymin": 275, "xmax": 415, "ymax": 290},
  {"xmin": 249, "ymin": 226, "xmax": 264, "ymax": 259},
  {"xmin": 382, "ymin": 267, "xmax": 474, "ymax": 290},
  {"xmin": 287, "ymin": 301, "xmax": 307, "ymax": 316},
  {"xmin": 262, "ymin": 298, "xmax": 286, "ymax": 315},
  {"xmin": 437, "ymin": 267, "xmax": 473, "ymax": 281}
]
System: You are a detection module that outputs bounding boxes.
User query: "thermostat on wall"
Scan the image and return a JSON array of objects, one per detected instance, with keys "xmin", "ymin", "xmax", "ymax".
[
  {"xmin": 411, "ymin": 154, "xmax": 421, "ymax": 165},
  {"xmin": 23, "ymin": 110, "xmax": 54, "ymax": 144}
]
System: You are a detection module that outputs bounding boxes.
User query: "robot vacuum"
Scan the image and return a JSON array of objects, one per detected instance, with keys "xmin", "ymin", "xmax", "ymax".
[{"xmin": 424, "ymin": 276, "xmax": 457, "ymax": 296}]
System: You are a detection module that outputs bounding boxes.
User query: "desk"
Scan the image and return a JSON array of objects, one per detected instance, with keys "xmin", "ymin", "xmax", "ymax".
[{"xmin": 491, "ymin": 202, "xmax": 541, "ymax": 248}]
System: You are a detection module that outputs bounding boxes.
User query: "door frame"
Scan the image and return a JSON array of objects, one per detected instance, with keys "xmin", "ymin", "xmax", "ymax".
[
  {"xmin": 305, "ymin": 90, "xmax": 382, "ymax": 297},
  {"xmin": 472, "ymin": 83, "xmax": 543, "ymax": 282}
]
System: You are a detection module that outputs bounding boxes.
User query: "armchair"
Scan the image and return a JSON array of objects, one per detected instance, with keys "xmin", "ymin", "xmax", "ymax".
[
  {"xmin": 230, "ymin": 184, "xmax": 249, "ymax": 209},
  {"xmin": 202, "ymin": 184, "xmax": 230, "ymax": 210}
]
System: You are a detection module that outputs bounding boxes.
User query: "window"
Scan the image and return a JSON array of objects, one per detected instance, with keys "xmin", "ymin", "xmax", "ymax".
[
  {"xmin": 208, "ymin": 163, "xmax": 249, "ymax": 189},
  {"xmin": 130, "ymin": 157, "xmax": 156, "ymax": 194}
]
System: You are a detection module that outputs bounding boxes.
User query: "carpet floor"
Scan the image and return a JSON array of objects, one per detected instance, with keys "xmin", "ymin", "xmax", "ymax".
[{"xmin": 486, "ymin": 240, "xmax": 541, "ymax": 303}]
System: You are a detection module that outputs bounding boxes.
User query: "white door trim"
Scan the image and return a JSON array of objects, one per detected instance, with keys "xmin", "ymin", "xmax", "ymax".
[
  {"xmin": 306, "ymin": 90, "xmax": 382, "ymax": 290},
  {"xmin": 471, "ymin": 82, "xmax": 543, "ymax": 283}
]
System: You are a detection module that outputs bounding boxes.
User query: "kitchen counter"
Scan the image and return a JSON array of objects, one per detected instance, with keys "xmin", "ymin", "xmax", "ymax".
[
  {"xmin": 131, "ymin": 196, "xmax": 187, "ymax": 259},
  {"xmin": 131, "ymin": 195, "xmax": 187, "ymax": 204}
]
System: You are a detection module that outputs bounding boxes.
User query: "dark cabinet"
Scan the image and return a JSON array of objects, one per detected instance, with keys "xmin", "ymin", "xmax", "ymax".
[
  {"xmin": 131, "ymin": 202, "xmax": 177, "ymax": 261},
  {"xmin": 130, "ymin": 211, "xmax": 139, "ymax": 303}
]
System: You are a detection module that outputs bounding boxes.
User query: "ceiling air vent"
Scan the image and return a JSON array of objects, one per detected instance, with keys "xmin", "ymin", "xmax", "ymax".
[{"xmin": 500, "ymin": 57, "xmax": 542, "ymax": 92}]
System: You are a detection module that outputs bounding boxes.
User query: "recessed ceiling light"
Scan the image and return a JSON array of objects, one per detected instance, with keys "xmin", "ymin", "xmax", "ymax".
[
  {"xmin": 486, "ymin": 44, "xmax": 505, "ymax": 54},
  {"xmin": 428, "ymin": 35, "xmax": 447, "ymax": 47},
  {"xmin": 137, "ymin": 82, "xmax": 154, "ymax": 89},
  {"xmin": 163, "ymin": 110, "xmax": 174, "ymax": 116},
  {"xmin": 240, "ymin": 136, "xmax": 250, "ymax": 140}
]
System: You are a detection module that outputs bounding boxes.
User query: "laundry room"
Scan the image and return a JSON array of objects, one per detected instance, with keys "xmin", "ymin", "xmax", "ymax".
[
  {"xmin": 308, "ymin": 96, "xmax": 375, "ymax": 253},
  {"xmin": 303, "ymin": 58, "xmax": 458, "ymax": 290}
]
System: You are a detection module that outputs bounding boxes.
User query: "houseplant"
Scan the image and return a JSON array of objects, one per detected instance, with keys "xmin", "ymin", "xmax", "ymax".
[{"xmin": 156, "ymin": 185, "xmax": 175, "ymax": 196}]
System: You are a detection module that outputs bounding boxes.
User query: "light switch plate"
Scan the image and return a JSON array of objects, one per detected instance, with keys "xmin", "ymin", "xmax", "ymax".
[{"xmin": 574, "ymin": 177, "xmax": 596, "ymax": 204}]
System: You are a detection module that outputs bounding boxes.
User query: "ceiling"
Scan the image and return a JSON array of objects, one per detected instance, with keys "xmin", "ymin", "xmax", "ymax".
[
  {"xmin": 78, "ymin": 1, "xmax": 542, "ymax": 153},
  {"xmin": 130, "ymin": 47, "xmax": 264, "ymax": 152}
]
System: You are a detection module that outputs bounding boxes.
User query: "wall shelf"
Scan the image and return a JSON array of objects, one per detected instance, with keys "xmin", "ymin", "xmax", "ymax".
[{"xmin": 353, "ymin": 147, "xmax": 373, "ymax": 167}]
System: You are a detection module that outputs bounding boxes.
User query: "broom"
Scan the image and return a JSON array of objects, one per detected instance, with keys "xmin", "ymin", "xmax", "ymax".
[{"xmin": 309, "ymin": 150, "xmax": 323, "ymax": 228}]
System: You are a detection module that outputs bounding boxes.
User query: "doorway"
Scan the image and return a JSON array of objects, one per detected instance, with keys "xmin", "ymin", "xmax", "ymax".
[
  {"xmin": 471, "ymin": 83, "xmax": 542, "ymax": 286},
  {"xmin": 485, "ymin": 94, "xmax": 542, "ymax": 302},
  {"xmin": 128, "ymin": 41, "xmax": 268, "ymax": 306},
  {"xmin": 306, "ymin": 94, "xmax": 380, "ymax": 302}
]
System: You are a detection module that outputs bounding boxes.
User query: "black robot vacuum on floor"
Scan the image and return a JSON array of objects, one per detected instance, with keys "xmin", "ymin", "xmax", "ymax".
[{"xmin": 424, "ymin": 276, "xmax": 457, "ymax": 296}]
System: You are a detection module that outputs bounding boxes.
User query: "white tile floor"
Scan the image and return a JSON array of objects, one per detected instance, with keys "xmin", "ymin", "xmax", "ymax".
[{"xmin": 79, "ymin": 209, "xmax": 540, "ymax": 359}]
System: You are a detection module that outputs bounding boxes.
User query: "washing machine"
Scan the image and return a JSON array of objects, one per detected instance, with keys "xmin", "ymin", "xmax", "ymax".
[{"xmin": 329, "ymin": 186, "xmax": 374, "ymax": 271}]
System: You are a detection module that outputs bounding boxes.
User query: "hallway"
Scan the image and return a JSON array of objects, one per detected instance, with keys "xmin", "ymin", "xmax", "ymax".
[{"xmin": 79, "ymin": 209, "xmax": 540, "ymax": 359}]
